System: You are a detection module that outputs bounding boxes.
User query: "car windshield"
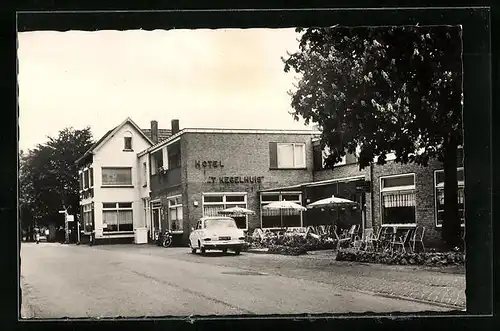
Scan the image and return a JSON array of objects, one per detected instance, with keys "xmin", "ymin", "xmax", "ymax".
[{"xmin": 204, "ymin": 218, "xmax": 237, "ymax": 229}]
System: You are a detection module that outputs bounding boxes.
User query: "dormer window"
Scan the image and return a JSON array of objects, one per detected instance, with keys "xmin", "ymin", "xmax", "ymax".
[{"xmin": 124, "ymin": 131, "xmax": 133, "ymax": 151}]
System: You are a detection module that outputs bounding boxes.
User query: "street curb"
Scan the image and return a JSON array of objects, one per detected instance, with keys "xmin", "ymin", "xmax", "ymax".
[
  {"xmin": 246, "ymin": 249, "xmax": 269, "ymax": 254},
  {"xmin": 353, "ymin": 288, "xmax": 465, "ymax": 311}
]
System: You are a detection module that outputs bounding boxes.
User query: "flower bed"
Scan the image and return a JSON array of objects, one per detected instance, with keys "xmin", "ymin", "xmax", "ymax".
[
  {"xmin": 247, "ymin": 230, "xmax": 338, "ymax": 255},
  {"xmin": 267, "ymin": 245, "xmax": 308, "ymax": 256},
  {"xmin": 336, "ymin": 248, "xmax": 465, "ymax": 267}
]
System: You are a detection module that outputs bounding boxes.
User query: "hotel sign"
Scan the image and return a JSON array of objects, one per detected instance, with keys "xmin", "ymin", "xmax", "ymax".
[
  {"xmin": 207, "ymin": 176, "xmax": 264, "ymax": 184},
  {"xmin": 195, "ymin": 160, "xmax": 224, "ymax": 169}
]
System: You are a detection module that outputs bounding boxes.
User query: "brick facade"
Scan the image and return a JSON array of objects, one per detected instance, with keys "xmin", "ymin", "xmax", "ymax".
[
  {"xmin": 147, "ymin": 128, "xmax": 463, "ymax": 248},
  {"xmin": 183, "ymin": 132, "xmax": 316, "ymax": 241}
]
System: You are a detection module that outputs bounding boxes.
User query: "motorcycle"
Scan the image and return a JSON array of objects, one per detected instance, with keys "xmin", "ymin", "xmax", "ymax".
[{"xmin": 161, "ymin": 230, "xmax": 173, "ymax": 248}]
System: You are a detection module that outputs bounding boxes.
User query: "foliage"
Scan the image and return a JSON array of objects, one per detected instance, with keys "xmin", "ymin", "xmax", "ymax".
[
  {"xmin": 19, "ymin": 127, "xmax": 94, "ymax": 229},
  {"xmin": 336, "ymin": 248, "xmax": 465, "ymax": 267},
  {"xmin": 248, "ymin": 230, "xmax": 337, "ymax": 252},
  {"xmin": 283, "ymin": 26, "xmax": 463, "ymax": 248}
]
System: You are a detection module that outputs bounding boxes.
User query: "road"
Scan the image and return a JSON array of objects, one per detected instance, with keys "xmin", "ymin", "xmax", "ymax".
[{"xmin": 20, "ymin": 243, "xmax": 456, "ymax": 318}]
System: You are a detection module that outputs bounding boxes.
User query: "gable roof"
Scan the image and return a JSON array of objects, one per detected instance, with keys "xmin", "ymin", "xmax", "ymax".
[
  {"xmin": 141, "ymin": 128, "xmax": 172, "ymax": 143},
  {"xmin": 76, "ymin": 117, "xmax": 154, "ymax": 165}
]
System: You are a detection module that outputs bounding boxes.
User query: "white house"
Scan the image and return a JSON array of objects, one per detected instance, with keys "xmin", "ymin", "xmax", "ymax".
[{"xmin": 76, "ymin": 117, "xmax": 159, "ymax": 244}]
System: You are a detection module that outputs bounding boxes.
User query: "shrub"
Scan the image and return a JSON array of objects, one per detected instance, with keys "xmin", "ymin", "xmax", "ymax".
[
  {"xmin": 335, "ymin": 248, "xmax": 465, "ymax": 267},
  {"xmin": 267, "ymin": 244, "xmax": 308, "ymax": 256}
]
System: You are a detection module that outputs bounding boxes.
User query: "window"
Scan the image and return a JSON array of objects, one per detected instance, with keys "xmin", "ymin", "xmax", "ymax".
[
  {"xmin": 168, "ymin": 195, "xmax": 183, "ymax": 232},
  {"xmin": 82, "ymin": 203, "xmax": 94, "ymax": 233},
  {"xmin": 83, "ymin": 169, "xmax": 90, "ymax": 189},
  {"xmin": 101, "ymin": 167, "xmax": 132, "ymax": 186},
  {"xmin": 380, "ymin": 174, "xmax": 416, "ymax": 224},
  {"xmin": 79, "ymin": 171, "xmax": 83, "ymax": 191},
  {"xmin": 434, "ymin": 168, "xmax": 465, "ymax": 227},
  {"xmin": 202, "ymin": 193, "xmax": 248, "ymax": 229},
  {"xmin": 321, "ymin": 146, "xmax": 347, "ymax": 168},
  {"xmin": 80, "ymin": 168, "xmax": 93, "ymax": 190},
  {"xmin": 260, "ymin": 192, "xmax": 303, "ymax": 228},
  {"xmin": 142, "ymin": 162, "xmax": 147, "ymax": 187},
  {"xmin": 102, "ymin": 202, "xmax": 133, "ymax": 232},
  {"xmin": 151, "ymin": 150, "xmax": 163, "ymax": 175},
  {"xmin": 269, "ymin": 142, "xmax": 306, "ymax": 169},
  {"xmin": 124, "ymin": 131, "xmax": 133, "ymax": 150}
]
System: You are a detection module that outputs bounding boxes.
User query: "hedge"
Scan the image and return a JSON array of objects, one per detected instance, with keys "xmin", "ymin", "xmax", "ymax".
[{"xmin": 336, "ymin": 248, "xmax": 465, "ymax": 267}]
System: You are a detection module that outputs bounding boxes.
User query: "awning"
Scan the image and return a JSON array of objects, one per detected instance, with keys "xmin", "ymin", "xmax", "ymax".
[{"xmin": 258, "ymin": 175, "xmax": 366, "ymax": 193}]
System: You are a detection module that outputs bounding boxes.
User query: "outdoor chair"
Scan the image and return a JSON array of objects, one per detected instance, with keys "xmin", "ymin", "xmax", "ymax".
[
  {"xmin": 375, "ymin": 227, "xmax": 393, "ymax": 253},
  {"xmin": 390, "ymin": 229, "xmax": 413, "ymax": 254},
  {"xmin": 329, "ymin": 225, "xmax": 341, "ymax": 250},
  {"xmin": 338, "ymin": 224, "xmax": 358, "ymax": 249},
  {"xmin": 361, "ymin": 228, "xmax": 376, "ymax": 251},
  {"xmin": 409, "ymin": 226, "xmax": 426, "ymax": 253}
]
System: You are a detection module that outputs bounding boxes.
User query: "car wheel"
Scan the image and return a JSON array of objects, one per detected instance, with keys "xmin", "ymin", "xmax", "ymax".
[
  {"xmin": 234, "ymin": 248, "xmax": 241, "ymax": 255},
  {"xmin": 189, "ymin": 242, "xmax": 196, "ymax": 254},
  {"xmin": 198, "ymin": 241, "xmax": 206, "ymax": 255},
  {"xmin": 222, "ymin": 248, "xmax": 228, "ymax": 254}
]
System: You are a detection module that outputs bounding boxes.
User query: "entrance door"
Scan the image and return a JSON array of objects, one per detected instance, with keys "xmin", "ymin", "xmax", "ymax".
[{"xmin": 151, "ymin": 208, "xmax": 161, "ymax": 238}]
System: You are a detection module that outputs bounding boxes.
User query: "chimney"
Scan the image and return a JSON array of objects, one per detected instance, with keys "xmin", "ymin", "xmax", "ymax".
[
  {"xmin": 171, "ymin": 119, "xmax": 180, "ymax": 135},
  {"xmin": 151, "ymin": 120, "xmax": 158, "ymax": 144}
]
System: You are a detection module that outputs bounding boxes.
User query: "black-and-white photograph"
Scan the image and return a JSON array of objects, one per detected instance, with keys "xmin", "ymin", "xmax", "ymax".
[{"xmin": 17, "ymin": 9, "xmax": 477, "ymax": 320}]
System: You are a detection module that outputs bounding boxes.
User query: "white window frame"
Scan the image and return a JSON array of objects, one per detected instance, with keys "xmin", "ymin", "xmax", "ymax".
[
  {"xmin": 123, "ymin": 131, "xmax": 133, "ymax": 151},
  {"xmin": 82, "ymin": 203, "xmax": 93, "ymax": 233},
  {"xmin": 81, "ymin": 167, "xmax": 93, "ymax": 191},
  {"xmin": 379, "ymin": 173, "xmax": 417, "ymax": 225},
  {"xmin": 321, "ymin": 146, "xmax": 347, "ymax": 167},
  {"xmin": 142, "ymin": 162, "xmax": 148, "ymax": 187},
  {"xmin": 260, "ymin": 191, "xmax": 303, "ymax": 229},
  {"xmin": 434, "ymin": 167, "xmax": 465, "ymax": 228},
  {"xmin": 202, "ymin": 192, "xmax": 249, "ymax": 230},
  {"xmin": 101, "ymin": 167, "xmax": 133, "ymax": 187},
  {"xmin": 277, "ymin": 143, "xmax": 306, "ymax": 169},
  {"xmin": 150, "ymin": 199, "xmax": 162, "ymax": 232},
  {"xmin": 102, "ymin": 202, "xmax": 134, "ymax": 233},
  {"xmin": 167, "ymin": 194, "xmax": 183, "ymax": 233}
]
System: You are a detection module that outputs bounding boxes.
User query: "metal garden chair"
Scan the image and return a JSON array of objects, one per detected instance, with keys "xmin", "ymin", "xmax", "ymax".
[
  {"xmin": 390, "ymin": 229, "xmax": 413, "ymax": 254},
  {"xmin": 409, "ymin": 225, "xmax": 426, "ymax": 253}
]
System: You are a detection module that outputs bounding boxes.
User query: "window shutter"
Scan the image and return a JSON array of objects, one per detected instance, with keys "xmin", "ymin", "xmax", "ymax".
[
  {"xmin": 313, "ymin": 144, "xmax": 323, "ymax": 171},
  {"xmin": 269, "ymin": 142, "xmax": 278, "ymax": 168},
  {"xmin": 89, "ymin": 168, "xmax": 94, "ymax": 187}
]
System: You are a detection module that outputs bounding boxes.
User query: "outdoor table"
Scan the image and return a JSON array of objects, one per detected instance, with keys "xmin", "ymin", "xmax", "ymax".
[
  {"xmin": 380, "ymin": 223, "xmax": 416, "ymax": 252},
  {"xmin": 381, "ymin": 223, "xmax": 416, "ymax": 233}
]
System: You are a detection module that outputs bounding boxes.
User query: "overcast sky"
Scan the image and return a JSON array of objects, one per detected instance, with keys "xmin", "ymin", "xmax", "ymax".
[{"xmin": 17, "ymin": 28, "xmax": 312, "ymax": 151}]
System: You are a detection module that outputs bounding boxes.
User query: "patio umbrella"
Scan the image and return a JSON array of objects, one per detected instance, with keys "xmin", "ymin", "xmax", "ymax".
[
  {"xmin": 218, "ymin": 206, "xmax": 256, "ymax": 216},
  {"xmin": 306, "ymin": 195, "xmax": 358, "ymax": 209},
  {"xmin": 306, "ymin": 195, "xmax": 358, "ymax": 229},
  {"xmin": 262, "ymin": 200, "xmax": 307, "ymax": 229}
]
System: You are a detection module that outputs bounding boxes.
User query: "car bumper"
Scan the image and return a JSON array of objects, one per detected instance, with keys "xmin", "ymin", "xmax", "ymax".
[{"xmin": 202, "ymin": 240, "xmax": 246, "ymax": 249}]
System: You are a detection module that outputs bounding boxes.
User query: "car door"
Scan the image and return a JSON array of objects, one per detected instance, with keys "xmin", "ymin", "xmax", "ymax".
[{"xmin": 190, "ymin": 220, "xmax": 202, "ymax": 246}]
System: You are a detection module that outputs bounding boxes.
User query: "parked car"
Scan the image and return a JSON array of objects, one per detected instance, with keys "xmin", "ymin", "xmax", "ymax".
[{"xmin": 189, "ymin": 216, "xmax": 246, "ymax": 255}]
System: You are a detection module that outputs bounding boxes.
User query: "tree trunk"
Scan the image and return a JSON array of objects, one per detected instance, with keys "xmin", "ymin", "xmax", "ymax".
[{"xmin": 441, "ymin": 136, "xmax": 462, "ymax": 250}]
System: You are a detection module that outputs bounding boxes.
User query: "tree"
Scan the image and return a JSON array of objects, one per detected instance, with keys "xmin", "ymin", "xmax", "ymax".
[
  {"xmin": 282, "ymin": 25, "xmax": 463, "ymax": 249},
  {"xmin": 19, "ymin": 127, "xmax": 94, "ymax": 230}
]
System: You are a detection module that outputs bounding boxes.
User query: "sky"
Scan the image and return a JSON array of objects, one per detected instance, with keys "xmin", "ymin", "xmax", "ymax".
[{"xmin": 17, "ymin": 28, "xmax": 312, "ymax": 152}]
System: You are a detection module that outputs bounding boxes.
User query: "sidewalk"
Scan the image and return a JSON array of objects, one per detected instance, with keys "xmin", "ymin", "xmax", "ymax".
[{"xmin": 246, "ymin": 248, "xmax": 465, "ymax": 310}]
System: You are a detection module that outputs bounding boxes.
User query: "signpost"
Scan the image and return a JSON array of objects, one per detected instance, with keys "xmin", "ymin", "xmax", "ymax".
[{"xmin": 59, "ymin": 209, "xmax": 77, "ymax": 243}]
